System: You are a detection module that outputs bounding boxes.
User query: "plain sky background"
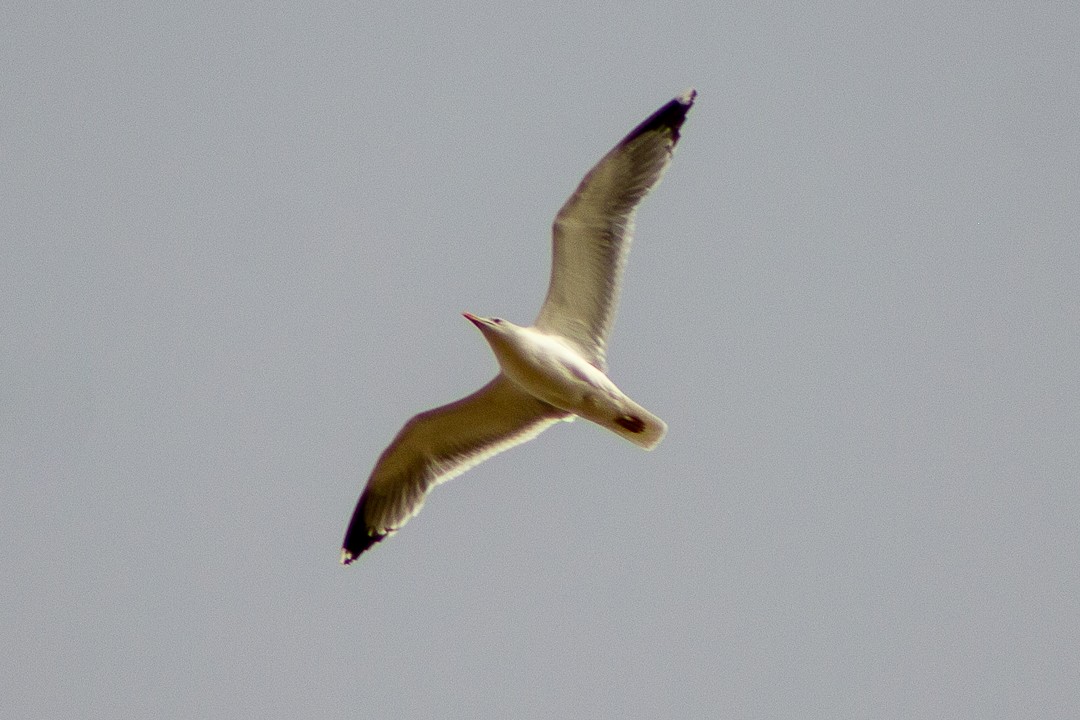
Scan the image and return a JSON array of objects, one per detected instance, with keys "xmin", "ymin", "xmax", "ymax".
[{"xmin": 3, "ymin": 2, "xmax": 1078, "ymax": 718}]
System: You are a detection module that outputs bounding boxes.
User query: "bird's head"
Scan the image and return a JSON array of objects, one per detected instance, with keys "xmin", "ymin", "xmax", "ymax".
[
  {"xmin": 462, "ymin": 312, "xmax": 523, "ymax": 350},
  {"xmin": 463, "ymin": 312, "xmax": 534, "ymax": 374},
  {"xmin": 462, "ymin": 312, "xmax": 512, "ymax": 333}
]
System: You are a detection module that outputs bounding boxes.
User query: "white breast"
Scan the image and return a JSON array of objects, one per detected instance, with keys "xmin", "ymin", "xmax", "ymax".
[{"xmin": 495, "ymin": 327, "xmax": 622, "ymax": 413}]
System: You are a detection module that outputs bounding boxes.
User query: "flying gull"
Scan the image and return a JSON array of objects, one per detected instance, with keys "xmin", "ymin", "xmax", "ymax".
[{"xmin": 341, "ymin": 89, "xmax": 696, "ymax": 563}]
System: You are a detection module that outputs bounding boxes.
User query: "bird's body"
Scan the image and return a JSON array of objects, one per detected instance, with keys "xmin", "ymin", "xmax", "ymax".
[
  {"xmin": 463, "ymin": 314, "xmax": 666, "ymax": 450},
  {"xmin": 341, "ymin": 89, "xmax": 695, "ymax": 563}
]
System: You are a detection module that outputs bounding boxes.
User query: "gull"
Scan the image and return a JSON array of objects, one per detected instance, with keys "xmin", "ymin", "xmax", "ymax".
[{"xmin": 341, "ymin": 89, "xmax": 695, "ymax": 563}]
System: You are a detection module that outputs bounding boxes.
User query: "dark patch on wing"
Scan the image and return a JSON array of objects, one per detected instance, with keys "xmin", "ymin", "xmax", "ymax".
[
  {"xmin": 615, "ymin": 414, "xmax": 646, "ymax": 433},
  {"xmin": 618, "ymin": 90, "xmax": 696, "ymax": 148},
  {"xmin": 341, "ymin": 490, "xmax": 388, "ymax": 564}
]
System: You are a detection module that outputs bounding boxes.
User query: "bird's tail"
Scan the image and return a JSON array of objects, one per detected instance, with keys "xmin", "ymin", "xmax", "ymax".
[{"xmin": 593, "ymin": 396, "xmax": 667, "ymax": 450}]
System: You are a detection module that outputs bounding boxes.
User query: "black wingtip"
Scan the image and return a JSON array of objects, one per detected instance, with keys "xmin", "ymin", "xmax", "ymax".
[
  {"xmin": 340, "ymin": 532, "xmax": 386, "ymax": 565},
  {"xmin": 341, "ymin": 531, "xmax": 386, "ymax": 565},
  {"xmin": 622, "ymin": 88, "xmax": 697, "ymax": 145},
  {"xmin": 340, "ymin": 493, "xmax": 388, "ymax": 565}
]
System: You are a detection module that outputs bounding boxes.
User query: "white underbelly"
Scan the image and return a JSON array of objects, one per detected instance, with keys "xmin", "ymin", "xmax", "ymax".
[
  {"xmin": 499, "ymin": 335, "xmax": 623, "ymax": 415},
  {"xmin": 490, "ymin": 328, "xmax": 666, "ymax": 450}
]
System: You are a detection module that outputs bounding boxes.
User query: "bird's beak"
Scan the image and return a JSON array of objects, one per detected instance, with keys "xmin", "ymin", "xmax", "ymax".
[{"xmin": 462, "ymin": 312, "xmax": 485, "ymax": 328}]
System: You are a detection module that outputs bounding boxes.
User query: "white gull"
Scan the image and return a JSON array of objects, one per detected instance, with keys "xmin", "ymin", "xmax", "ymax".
[{"xmin": 341, "ymin": 89, "xmax": 696, "ymax": 563}]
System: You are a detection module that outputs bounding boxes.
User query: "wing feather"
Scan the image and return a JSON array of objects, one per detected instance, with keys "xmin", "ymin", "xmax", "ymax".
[
  {"xmin": 341, "ymin": 374, "xmax": 569, "ymax": 563},
  {"xmin": 535, "ymin": 89, "xmax": 695, "ymax": 369}
]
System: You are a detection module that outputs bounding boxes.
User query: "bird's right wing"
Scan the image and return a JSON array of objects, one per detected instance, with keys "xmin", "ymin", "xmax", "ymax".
[{"xmin": 341, "ymin": 374, "xmax": 570, "ymax": 563}]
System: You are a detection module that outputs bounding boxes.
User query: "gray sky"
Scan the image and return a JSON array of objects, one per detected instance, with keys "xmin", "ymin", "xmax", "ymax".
[{"xmin": 4, "ymin": 2, "xmax": 1078, "ymax": 718}]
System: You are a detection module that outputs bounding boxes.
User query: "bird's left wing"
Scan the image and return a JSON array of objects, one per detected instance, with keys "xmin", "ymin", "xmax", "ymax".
[
  {"xmin": 341, "ymin": 374, "xmax": 570, "ymax": 563},
  {"xmin": 534, "ymin": 89, "xmax": 695, "ymax": 369}
]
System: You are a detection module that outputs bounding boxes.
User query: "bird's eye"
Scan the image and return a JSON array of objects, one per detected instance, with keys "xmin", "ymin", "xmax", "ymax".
[{"xmin": 492, "ymin": 318, "xmax": 503, "ymax": 324}]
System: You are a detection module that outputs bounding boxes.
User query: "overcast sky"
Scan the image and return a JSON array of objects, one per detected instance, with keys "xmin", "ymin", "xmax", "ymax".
[{"xmin": 3, "ymin": 2, "xmax": 1078, "ymax": 718}]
